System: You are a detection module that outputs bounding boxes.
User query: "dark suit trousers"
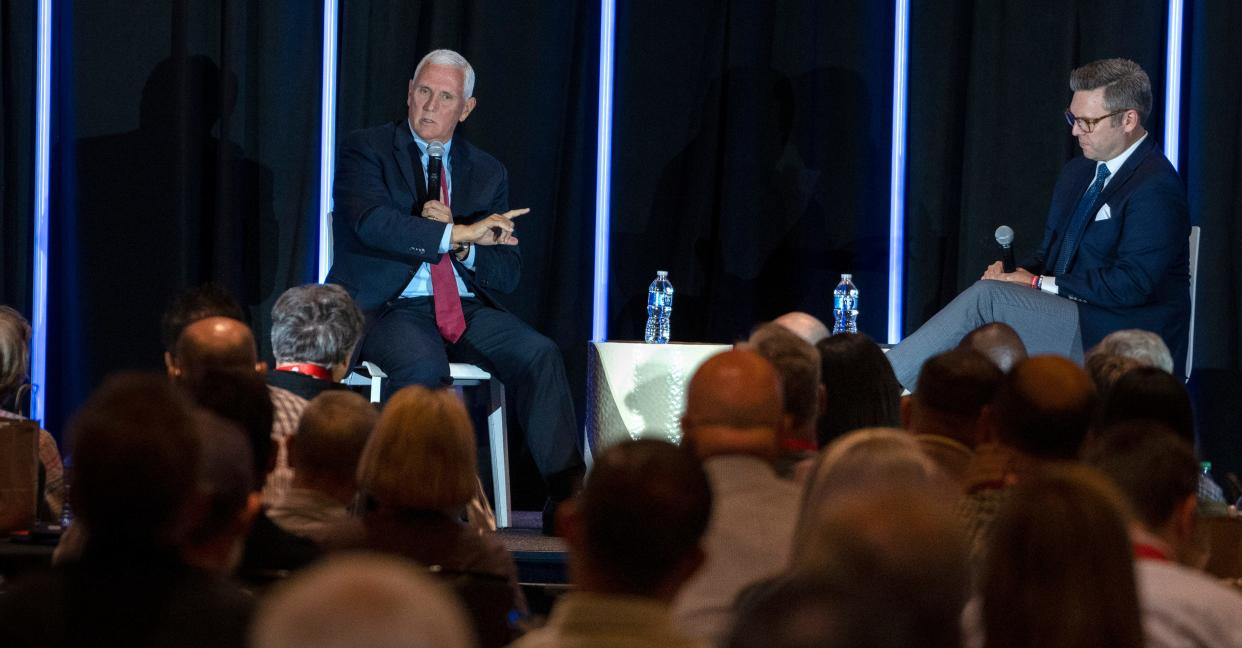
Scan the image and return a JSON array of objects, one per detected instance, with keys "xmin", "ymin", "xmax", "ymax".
[{"xmin": 360, "ymin": 297, "xmax": 584, "ymax": 491}]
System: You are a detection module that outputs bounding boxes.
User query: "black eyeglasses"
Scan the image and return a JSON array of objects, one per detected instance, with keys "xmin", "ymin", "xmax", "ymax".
[{"xmin": 1064, "ymin": 109, "xmax": 1126, "ymax": 133}]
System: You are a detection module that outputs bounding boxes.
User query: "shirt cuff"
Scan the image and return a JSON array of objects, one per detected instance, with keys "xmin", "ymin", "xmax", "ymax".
[
  {"xmin": 462, "ymin": 244, "xmax": 476, "ymax": 269},
  {"xmin": 1040, "ymin": 276, "xmax": 1059, "ymax": 295},
  {"xmin": 436, "ymin": 224, "xmax": 452, "ymax": 254}
]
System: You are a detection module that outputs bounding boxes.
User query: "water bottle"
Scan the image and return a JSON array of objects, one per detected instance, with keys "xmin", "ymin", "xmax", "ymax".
[
  {"xmin": 644, "ymin": 271, "xmax": 674, "ymax": 344},
  {"xmin": 832, "ymin": 274, "xmax": 859, "ymax": 334}
]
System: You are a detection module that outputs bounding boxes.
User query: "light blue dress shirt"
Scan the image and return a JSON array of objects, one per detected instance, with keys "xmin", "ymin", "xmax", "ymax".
[{"xmin": 401, "ymin": 124, "xmax": 476, "ymax": 298}]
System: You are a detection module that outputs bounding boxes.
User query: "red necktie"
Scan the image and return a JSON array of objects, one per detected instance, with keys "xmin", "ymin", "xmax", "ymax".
[{"xmin": 429, "ymin": 171, "xmax": 466, "ymax": 343}]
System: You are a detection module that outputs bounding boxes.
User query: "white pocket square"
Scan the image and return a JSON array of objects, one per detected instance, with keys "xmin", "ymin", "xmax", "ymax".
[{"xmin": 1094, "ymin": 204, "xmax": 1111, "ymax": 221}]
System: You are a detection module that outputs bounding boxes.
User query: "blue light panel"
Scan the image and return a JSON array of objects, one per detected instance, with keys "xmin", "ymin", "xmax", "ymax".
[
  {"xmin": 887, "ymin": 0, "xmax": 909, "ymax": 345},
  {"xmin": 1163, "ymin": 0, "xmax": 1183, "ymax": 170},
  {"xmin": 592, "ymin": 0, "xmax": 616, "ymax": 342},
  {"xmin": 31, "ymin": 0, "xmax": 53, "ymax": 421},
  {"xmin": 318, "ymin": 0, "xmax": 340, "ymax": 282}
]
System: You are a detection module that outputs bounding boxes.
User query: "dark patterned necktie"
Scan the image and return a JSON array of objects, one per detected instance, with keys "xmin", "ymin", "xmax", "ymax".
[{"xmin": 1053, "ymin": 163, "xmax": 1111, "ymax": 275}]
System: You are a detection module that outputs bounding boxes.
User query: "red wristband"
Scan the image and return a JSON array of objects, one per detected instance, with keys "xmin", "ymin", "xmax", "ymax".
[{"xmin": 1031, "ymin": 275, "xmax": 1040, "ymax": 288}]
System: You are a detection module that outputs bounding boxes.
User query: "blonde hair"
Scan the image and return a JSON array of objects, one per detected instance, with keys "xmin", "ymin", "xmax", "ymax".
[
  {"xmin": 0, "ymin": 306, "xmax": 31, "ymax": 405},
  {"xmin": 357, "ymin": 386, "xmax": 476, "ymax": 511}
]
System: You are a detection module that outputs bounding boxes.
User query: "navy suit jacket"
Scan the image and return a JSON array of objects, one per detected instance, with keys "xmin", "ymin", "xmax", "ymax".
[
  {"xmin": 1019, "ymin": 136, "xmax": 1190, "ymax": 375},
  {"xmin": 326, "ymin": 120, "xmax": 520, "ymax": 315}
]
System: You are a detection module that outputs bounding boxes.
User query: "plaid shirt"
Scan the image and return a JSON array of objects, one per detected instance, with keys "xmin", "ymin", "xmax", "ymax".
[{"xmin": 264, "ymin": 385, "xmax": 307, "ymax": 505}]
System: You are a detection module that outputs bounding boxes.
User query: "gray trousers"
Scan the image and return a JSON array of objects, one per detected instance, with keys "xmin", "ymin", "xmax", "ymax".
[{"xmin": 886, "ymin": 279, "xmax": 1083, "ymax": 390}]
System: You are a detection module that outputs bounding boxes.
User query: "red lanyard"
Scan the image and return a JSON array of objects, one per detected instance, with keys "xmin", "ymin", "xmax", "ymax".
[
  {"xmin": 1134, "ymin": 542, "xmax": 1170, "ymax": 562},
  {"xmin": 275, "ymin": 364, "xmax": 332, "ymax": 381}
]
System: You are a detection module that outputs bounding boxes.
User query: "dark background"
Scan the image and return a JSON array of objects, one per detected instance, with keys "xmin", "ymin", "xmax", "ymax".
[{"xmin": 2, "ymin": 0, "xmax": 1240, "ymax": 483}]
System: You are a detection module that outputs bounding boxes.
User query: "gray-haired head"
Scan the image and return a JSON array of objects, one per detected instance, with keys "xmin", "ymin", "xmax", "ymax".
[
  {"xmin": 748, "ymin": 322, "xmax": 822, "ymax": 429},
  {"xmin": 413, "ymin": 49, "xmax": 475, "ymax": 99},
  {"xmin": 252, "ymin": 553, "xmax": 475, "ymax": 648},
  {"xmin": 271, "ymin": 284, "xmax": 364, "ymax": 368},
  {"xmin": 1069, "ymin": 58, "xmax": 1152, "ymax": 126},
  {"xmin": 1089, "ymin": 329, "xmax": 1173, "ymax": 374}
]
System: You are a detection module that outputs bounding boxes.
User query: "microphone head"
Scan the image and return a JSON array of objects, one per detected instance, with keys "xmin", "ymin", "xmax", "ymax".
[
  {"xmin": 427, "ymin": 140, "xmax": 445, "ymax": 158},
  {"xmin": 994, "ymin": 225, "xmax": 1014, "ymax": 247}
]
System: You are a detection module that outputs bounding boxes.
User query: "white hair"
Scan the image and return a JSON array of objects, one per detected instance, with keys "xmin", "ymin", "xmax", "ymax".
[
  {"xmin": 413, "ymin": 49, "xmax": 475, "ymax": 98},
  {"xmin": 251, "ymin": 553, "xmax": 475, "ymax": 648},
  {"xmin": 1089, "ymin": 329, "xmax": 1174, "ymax": 374}
]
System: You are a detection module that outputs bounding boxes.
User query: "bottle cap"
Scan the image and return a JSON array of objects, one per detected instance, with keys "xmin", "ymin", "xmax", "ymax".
[
  {"xmin": 656, "ymin": 270, "xmax": 668, "ymax": 277},
  {"xmin": 841, "ymin": 273, "xmax": 852, "ymax": 280}
]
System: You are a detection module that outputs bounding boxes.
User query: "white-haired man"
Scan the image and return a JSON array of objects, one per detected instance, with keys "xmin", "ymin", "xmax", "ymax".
[{"xmin": 325, "ymin": 49, "xmax": 584, "ymax": 532}]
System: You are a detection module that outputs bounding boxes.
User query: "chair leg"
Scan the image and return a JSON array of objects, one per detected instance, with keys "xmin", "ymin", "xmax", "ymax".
[{"xmin": 488, "ymin": 378, "xmax": 511, "ymax": 529}]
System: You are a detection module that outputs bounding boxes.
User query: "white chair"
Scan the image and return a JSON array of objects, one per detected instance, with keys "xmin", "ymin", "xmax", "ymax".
[
  {"xmin": 345, "ymin": 361, "xmax": 512, "ymax": 529},
  {"xmin": 1187, "ymin": 225, "xmax": 1200, "ymax": 378}
]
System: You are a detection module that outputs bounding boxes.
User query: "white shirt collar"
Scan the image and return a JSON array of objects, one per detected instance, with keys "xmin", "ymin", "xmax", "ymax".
[{"xmin": 1098, "ymin": 132, "xmax": 1147, "ymax": 182}]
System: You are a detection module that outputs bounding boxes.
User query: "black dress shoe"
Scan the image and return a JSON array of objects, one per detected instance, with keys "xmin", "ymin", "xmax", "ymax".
[{"xmin": 542, "ymin": 497, "xmax": 561, "ymax": 536}]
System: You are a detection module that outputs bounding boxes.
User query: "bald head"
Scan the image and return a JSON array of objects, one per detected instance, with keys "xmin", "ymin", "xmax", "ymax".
[
  {"xmin": 992, "ymin": 356, "xmax": 1096, "ymax": 460},
  {"xmin": 772, "ymin": 312, "xmax": 830, "ymax": 345},
  {"xmin": 958, "ymin": 323, "xmax": 1027, "ymax": 373},
  {"xmin": 682, "ymin": 350, "xmax": 783, "ymax": 458},
  {"xmin": 173, "ymin": 316, "xmax": 261, "ymax": 383}
]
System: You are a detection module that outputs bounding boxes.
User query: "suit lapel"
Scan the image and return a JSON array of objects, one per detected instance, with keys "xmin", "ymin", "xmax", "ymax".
[
  {"xmin": 391, "ymin": 122, "xmax": 426, "ymax": 209},
  {"xmin": 1061, "ymin": 137, "xmax": 1154, "ymax": 271},
  {"xmin": 450, "ymin": 137, "xmax": 473, "ymax": 218}
]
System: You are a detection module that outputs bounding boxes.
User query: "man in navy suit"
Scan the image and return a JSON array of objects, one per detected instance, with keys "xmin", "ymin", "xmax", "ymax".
[
  {"xmin": 887, "ymin": 59, "xmax": 1190, "ymax": 389},
  {"xmin": 326, "ymin": 50, "xmax": 583, "ymax": 531}
]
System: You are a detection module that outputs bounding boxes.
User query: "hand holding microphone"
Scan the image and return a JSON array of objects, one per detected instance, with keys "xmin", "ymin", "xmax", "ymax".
[
  {"xmin": 421, "ymin": 140, "xmax": 452, "ymax": 223},
  {"xmin": 995, "ymin": 225, "xmax": 1015, "ymax": 272}
]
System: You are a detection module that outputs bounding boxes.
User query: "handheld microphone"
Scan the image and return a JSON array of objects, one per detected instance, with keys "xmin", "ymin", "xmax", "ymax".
[
  {"xmin": 995, "ymin": 225, "xmax": 1015, "ymax": 272},
  {"xmin": 426, "ymin": 140, "xmax": 444, "ymax": 202}
]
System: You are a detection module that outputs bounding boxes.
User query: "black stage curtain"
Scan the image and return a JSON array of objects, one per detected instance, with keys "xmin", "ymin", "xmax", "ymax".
[
  {"xmin": 44, "ymin": 0, "xmax": 323, "ymax": 437},
  {"xmin": 1, "ymin": 0, "xmax": 35, "ymax": 313},
  {"xmin": 608, "ymin": 1, "xmax": 896, "ymax": 344},
  {"xmin": 1185, "ymin": 0, "xmax": 1242, "ymax": 481},
  {"xmin": 904, "ymin": 0, "xmax": 1169, "ymax": 332},
  {"xmin": 335, "ymin": 2, "xmax": 601, "ymax": 504}
]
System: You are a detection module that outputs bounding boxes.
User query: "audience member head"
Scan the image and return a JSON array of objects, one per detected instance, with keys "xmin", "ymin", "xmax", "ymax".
[
  {"xmin": 772, "ymin": 311, "xmax": 830, "ymax": 345},
  {"xmin": 270, "ymin": 284, "xmax": 365, "ymax": 381},
  {"xmin": 1091, "ymin": 328, "xmax": 1174, "ymax": 374},
  {"xmin": 957, "ymin": 322, "xmax": 1028, "ymax": 373},
  {"xmin": 1085, "ymin": 421, "xmax": 1198, "ymax": 562},
  {"xmin": 981, "ymin": 465, "xmax": 1143, "ymax": 648},
  {"xmin": 69, "ymin": 372, "xmax": 199, "ymax": 548},
  {"xmin": 161, "ymin": 283, "xmax": 245, "ymax": 355},
  {"xmin": 797, "ymin": 428, "xmax": 941, "ymax": 545},
  {"xmin": 1096, "ymin": 366, "xmax": 1195, "ymax": 445},
  {"xmin": 747, "ymin": 323, "xmax": 823, "ymax": 448},
  {"xmin": 170, "ymin": 316, "xmax": 265, "ymax": 384},
  {"xmin": 988, "ymin": 356, "xmax": 1096, "ymax": 460},
  {"xmin": 1085, "ymin": 352, "xmax": 1142, "ymax": 396},
  {"xmin": 787, "ymin": 482, "xmax": 967, "ymax": 648},
  {"xmin": 0, "ymin": 305, "xmax": 32, "ymax": 412},
  {"xmin": 815, "ymin": 333, "xmax": 901, "ymax": 447},
  {"xmin": 736, "ymin": 574, "xmax": 956, "ymax": 648},
  {"xmin": 184, "ymin": 408, "xmax": 259, "ymax": 573},
  {"xmin": 290, "ymin": 392, "xmax": 377, "ymax": 503},
  {"xmin": 561, "ymin": 440, "xmax": 711, "ymax": 600},
  {"xmin": 681, "ymin": 349, "xmax": 783, "ymax": 461},
  {"xmin": 905, "ymin": 348, "xmax": 1003, "ymax": 448},
  {"xmin": 357, "ymin": 386, "xmax": 476, "ymax": 513},
  {"xmin": 252, "ymin": 553, "xmax": 475, "ymax": 648},
  {"xmin": 185, "ymin": 367, "xmax": 276, "ymax": 486}
]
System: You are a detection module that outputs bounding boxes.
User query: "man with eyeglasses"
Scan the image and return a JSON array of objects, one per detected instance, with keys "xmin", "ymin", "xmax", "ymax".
[{"xmin": 886, "ymin": 58, "xmax": 1189, "ymax": 389}]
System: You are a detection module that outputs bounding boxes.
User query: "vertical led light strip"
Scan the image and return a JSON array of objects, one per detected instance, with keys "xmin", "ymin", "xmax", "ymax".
[
  {"xmin": 31, "ymin": 0, "xmax": 53, "ymax": 421},
  {"xmin": 317, "ymin": 0, "xmax": 339, "ymax": 281},
  {"xmin": 887, "ymin": 0, "xmax": 909, "ymax": 345},
  {"xmin": 591, "ymin": 0, "xmax": 616, "ymax": 342},
  {"xmin": 1163, "ymin": 0, "xmax": 1183, "ymax": 170}
]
